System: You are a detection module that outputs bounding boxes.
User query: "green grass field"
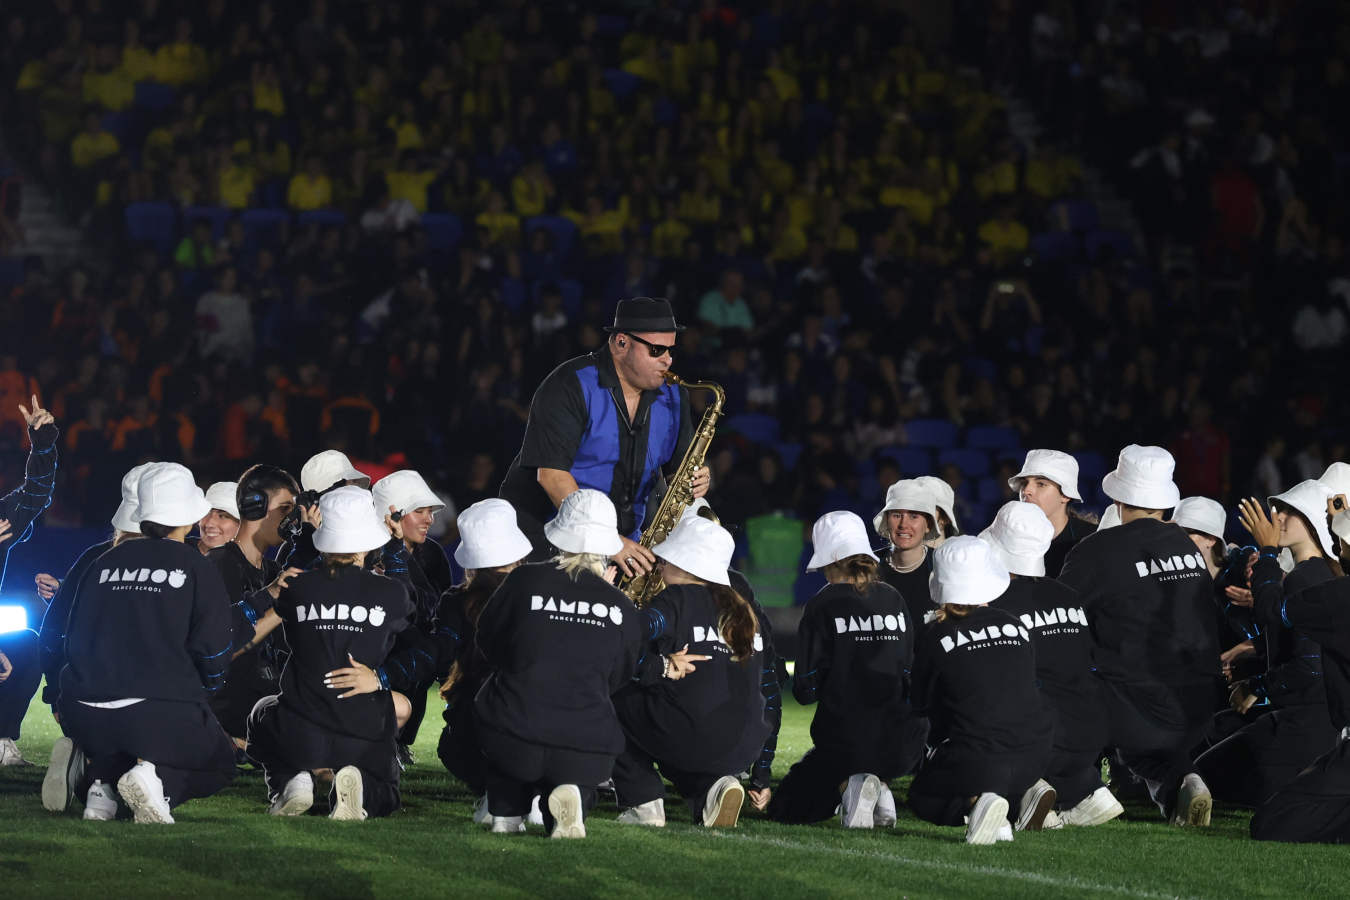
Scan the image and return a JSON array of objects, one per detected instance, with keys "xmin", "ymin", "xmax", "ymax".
[{"xmin": 1, "ymin": 693, "xmax": 1345, "ymax": 899}]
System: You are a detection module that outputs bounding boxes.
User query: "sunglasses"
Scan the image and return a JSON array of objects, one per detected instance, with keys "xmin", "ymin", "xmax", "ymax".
[{"xmin": 624, "ymin": 333, "xmax": 676, "ymax": 358}]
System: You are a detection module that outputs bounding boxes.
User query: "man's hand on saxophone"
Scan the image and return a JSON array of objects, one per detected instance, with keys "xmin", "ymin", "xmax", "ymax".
[{"xmin": 689, "ymin": 465, "xmax": 712, "ymax": 499}]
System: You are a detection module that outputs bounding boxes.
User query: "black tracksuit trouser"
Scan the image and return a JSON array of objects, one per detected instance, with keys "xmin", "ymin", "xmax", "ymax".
[
  {"xmin": 0, "ymin": 630, "xmax": 40, "ymax": 740},
  {"xmin": 1251, "ymin": 734, "xmax": 1350, "ymax": 843},
  {"xmin": 479, "ymin": 723, "xmax": 609, "ymax": 826},
  {"xmin": 1099, "ymin": 677, "xmax": 1216, "ymax": 817},
  {"xmin": 908, "ymin": 735, "xmax": 1051, "ymax": 827},
  {"xmin": 60, "ymin": 697, "xmax": 235, "ymax": 808},
  {"xmin": 612, "ymin": 737, "xmax": 724, "ymax": 821},
  {"xmin": 437, "ymin": 701, "xmax": 487, "ymax": 795},
  {"xmin": 247, "ymin": 694, "xmax": 402, "ymax": 818},
  {"xmin": 1196, "ymin": 706, "xmax": 1339, "ymax": 808}
]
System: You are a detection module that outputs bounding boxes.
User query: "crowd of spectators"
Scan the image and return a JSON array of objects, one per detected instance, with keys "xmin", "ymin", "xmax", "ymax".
[{"xmin": 0, "ymin": 1, "xmax": 1346, "ymax": 562}]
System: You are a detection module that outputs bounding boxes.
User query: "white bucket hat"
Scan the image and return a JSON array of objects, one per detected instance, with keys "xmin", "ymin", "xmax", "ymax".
[
  {"xmin": 913, "ymin": 475, "xmax": 960, "ymax": 533},
  {"xmin": 1009, "ymin": 449, "xmax": 1082, "ymax": 502},
  {"xmin": 313, "ymin": 485, "xmax": 392, "ymax": 554},
  {"xmin": 1319, "ymin": 462, "xmax": 1350, "ymax": 501},
  {"xmin": 300, "ymin": 450, "xmax": 371, "ymax": 493},
  {"xmin": 872, "ymin": 479, "xmax": 938, "ymax": 539},
  {"xmin": 544, "ymin": 489, "xmax": 624, "ymax": 556},
  {"xmin": 929, "ymin": 535, "xmax": 1011, "ymax": 607},
  {"xmin": 112, "ymin": 461, "xmax": 158, "ymax": 532},
  {"xmin": 1270, "ymin": 480, "xmax": 1336, "ymax": 558},
  {"xmin": 454, "ymin": 499, "xmax": 533, "ymax": 570},
  {"xmin": 1097, "ymin": 504, "xmax": 1121, "ymax": 531},
  {"xmin": 137, "ymin": 463, "xmax": 212, "ymax": 529},
  {"xmin": 372, "ymin": 470, "xmax": 444, "ymax": 518},
  {"xmin": 807, "ymin": 510, "xmax": 879, "ymax": 572},
  {"xmin": 204, "ymin": 481, "xmax": 239, "ymax": 520},
  {"xmin": 654, "ymin": 516, "xmax": 734, "ymax": 586},
  {"xmin": 1171, "ymin": 497, "xmax": 1226, "ymax": 541},
  {"xmin": 979, "ymin": 501, "xmax": 1054, "ymax": 577},
  {"xmin": 1101, "ymin": 445, "xmax": 1181, "ymax": 510},
  {"xmin": 679, "ymin": 497, "xmax": 713, "ymax": 525}
]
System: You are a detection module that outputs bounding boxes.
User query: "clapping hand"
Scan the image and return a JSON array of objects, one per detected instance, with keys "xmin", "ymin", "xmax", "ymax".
[{"xmin": 1238, "ymin": 497, "xmax": 1281, "ymax": 549}]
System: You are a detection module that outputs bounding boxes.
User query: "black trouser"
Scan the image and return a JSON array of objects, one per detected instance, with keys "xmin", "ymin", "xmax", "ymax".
[
  {"xmin": 60, "ymin": 697, "xmax": 235, "ymax": 808},
  {"xmin": 0, "ymin": 630, "xmax": 41, "ymax": 740},
  {"xmin": 766, "ymin": 716, "xmax": 929, "ymax": 825},
  {"xmin": 437, "ymin": 701, "xmax": 486, "ymax": 795},
  {"xmin": 1099, "ymin": 677, "xmax": 1215, "ymax": 817},
  {"xmin": 612, "ymin": 737, "xmax": 722, "ymax": 821},
  {"xmin": 1043, "ymin": 694, "xmax": 1109, "ymax": 809},
  {"xmin": 909, "ymin": 736, "xmax": 1051, "ymax": 827},
  {"xmin": 247, "ymin": 694, "xmax": 402, "ymax": 818},
  {"xmin": 1251, "ymin": 735, "xmax": 1350, "ymax": 843},
  {"xmin": 1197, "ymin": 707, "xmax": 1340, "ymax": 808},
  {"xmin": 478, "ymin": 723, "xmax": 610, "ymax": 827},
  {"xmin": 211, "ymin": 649, "xmax": 281, "ymax": 740},
  {"xmin": 398, "ymin": 681, "xmax": 432, "ymax": 748}
]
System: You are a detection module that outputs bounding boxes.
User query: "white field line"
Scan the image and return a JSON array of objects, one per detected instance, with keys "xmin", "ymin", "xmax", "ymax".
[{"xmin": 701, "ymin": 831, "xmax": 1200, "ymax": 900}]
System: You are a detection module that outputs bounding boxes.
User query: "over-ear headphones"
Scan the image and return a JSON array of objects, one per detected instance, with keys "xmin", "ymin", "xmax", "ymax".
[{"xmin": 238, "ymin": 490, "xmax": 270, "ymax": 521}]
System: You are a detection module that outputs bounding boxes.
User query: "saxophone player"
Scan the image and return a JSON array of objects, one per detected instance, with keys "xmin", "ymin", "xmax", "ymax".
[{"xmin": 499, "ymin": 297, "xmax": 711, "ymax": 578}]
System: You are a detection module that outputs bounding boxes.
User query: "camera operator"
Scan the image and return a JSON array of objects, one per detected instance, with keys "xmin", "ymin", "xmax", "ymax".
[
  {"xmin": 207, "ymin": 464, "xmax": 305, "ymax": 751},
  {"xmin": 277, "ymin": 450, "xmax": 372, "ymax": 570}
]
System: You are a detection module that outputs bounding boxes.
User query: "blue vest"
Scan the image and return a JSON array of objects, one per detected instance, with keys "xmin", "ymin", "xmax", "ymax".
[{"xmin": 570, "ymin": 365, "xmax": 682, "ymax": 539}]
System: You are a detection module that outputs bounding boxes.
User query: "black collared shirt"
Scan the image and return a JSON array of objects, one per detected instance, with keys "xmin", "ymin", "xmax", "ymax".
[{"xmin": 500, "ymin": 345, "xmax": 692, "ymax": 540}]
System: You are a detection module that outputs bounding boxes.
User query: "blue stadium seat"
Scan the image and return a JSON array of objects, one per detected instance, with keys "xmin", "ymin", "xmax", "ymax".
[
  {"xmin": 595, "ymin": 14, "xmax": 628, "ymax": 36},
  {"xmin": 0, "ymin": 257, "xmax": 24, "ymax": 289},
  {"xmin": 555, "ymin": 279, "xmax": 583, "ymax": 318},
  {"xmin": 1050, "ymin": 199, "xmax": 1099, "ymax": 232},
  {"xmin": 963, "ymin": 356, "xmax": 997, "ymax": 381},
  {"xmin": 499, "ymin": 278, "xmax": 527, "ymax": 313},
  {"xmin": 526, "ymin": 215, "xmax": 579, "ymax": 258},
  {"xmin": 100, "ymin": 111, "xmax": 135, "ymax": 143},
  {"xmin": 240, "ymin": 208, "xmax": 290, "ymax": 249},
  {"xmin": 603, "ymin": 69, "xmax": 640, "ymax": 100},
  {"xmin": 124, "ymin": 202, "xmax": 178, "ymax": 255},
  {"xmin": 1030, "ymin": 231, "xmax": 1078, "ymax": 262},
  {"xmin": 421, "ymin": 213, "xmax": 463, "ymax": 252},
  {"xmin": 1073, "ymin": 451, "xmax": 1110, "ymax": 493},
  {"xmin": 876, "ymin": 445, "xmax": 933, "ymax": 476},
  {"xmin": 1086, "ymin": 229, "xmax": 1135, "ymax": 260},
  {"xmin": 298, "ymin": 209, "xmax": 348, "ymax": 228},
  {"xmin": 903, "ymin": 419, "xmax": 959, "ymax": 449},
  {"xmin": 774, "ymin": 442, "xmax": 803, "ymax": 471},
  {"xmin": 183, "ymin": 205, "xmax": 232, "ymax": 241},
  {"xmin": 133, "ymin": 81, "xmax": 176, "ymax": 111},
  {"xmin": 939, "ymin": 448, "xmax": 993, "ymax": 479},
  {"xmin": 653, "ymin": 98, "xmax": 678, "ymax": 126},
  {"xmin": 976, "ymin": 476, "xmax": 1004, "ymax": 504},
  {"xmin": 966, "ymin": 425, "xmax": 1022, "ymax": 451},
  {"xmin": 726, "ymin": 413, "xmax": 780, "ymax": 446}
]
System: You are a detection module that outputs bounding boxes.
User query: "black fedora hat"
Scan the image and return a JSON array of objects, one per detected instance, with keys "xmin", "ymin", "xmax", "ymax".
[{"xmin": 602, "ymin": 296, "xmax": 686, "ymax": 334}]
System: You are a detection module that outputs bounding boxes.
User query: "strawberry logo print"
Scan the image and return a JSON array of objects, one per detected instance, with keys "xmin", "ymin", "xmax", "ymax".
[
  {"xmin": 168, "ymin": 569, "xmax": 187, "ymax": 589},
  {"xmin": 368, "ymin": 606, "xmax": 386, "ymax": 627}
]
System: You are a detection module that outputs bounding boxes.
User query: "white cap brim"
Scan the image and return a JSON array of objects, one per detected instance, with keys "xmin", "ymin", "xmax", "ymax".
[
  {"xmin": 111, "ymin": 499, "xmax": 141, "ymax": 534},
  {"xmin": 455, "ymin": 530, "xmax": 533, "ymax": 569}
]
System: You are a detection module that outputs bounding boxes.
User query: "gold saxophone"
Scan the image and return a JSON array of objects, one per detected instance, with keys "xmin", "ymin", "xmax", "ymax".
[{"xmin": 620, "ymin": 372, "xmax": 726, "ymax": 607}]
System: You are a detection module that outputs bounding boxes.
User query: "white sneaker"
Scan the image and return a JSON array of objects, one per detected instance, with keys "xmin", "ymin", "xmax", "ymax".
[
  {"xmin": 703, "ymin": 775, "xmax": 745, "ymax": 828},
  {"xmin": 0, "ymin": 737, "xmax": 29, "ymax": 766},
  {"xmin": 996, "ymin": 820, "xmax": 1014, "ymax": 842},
  {"xmin": 490, "ymin": 815, "xmax": 525, "ymax": 833},
  {"xmin": 966, "ymin": 793, "xmax": 1009, "ymax": 845},
  {"xmin": 1059, "ymin": 787, "xmax": 1123, "ymax": 827},
  {"xmin": 269, "ymin": 772, "xmax": 314, "ymax": 816},
  {"xmin": 1015, "ymin": 779, "xmax": 1058, "ymax": 831},
  {"xmin": 329, "ymin": 766, "xmax": 368, "ymax": 821},
  {"xmin": 1171, "ymin": 773, "xmax": 1212, "ymax": 827},
  {"xmin": 840, "ymin": 773, "xmax": 881, "ymax": 829},
  {"xmin": 548, "ymin": 784, "xmax": 586, "ymax": 839},
  {"xmin": 527, "ymin": 794, "xmax": 544, "ymax": 827},
  {"xmin": 472, "ymin": 794, "xmax": 491, "ymax": 826},
  {"xmin": 83, "ymin": 780, "xmax": 118, "ymax": 821},
  {"xmin": 617, "ymin": 798, "xmax": 667, "ymax": 826},
  {"xmin": 873, "ymin": 785, "xmax": 898, "ymax": 828},
  {"xmin": 1042, "ymin": 809, "xmax": 1065, "ymax": 830},
  {"xmin": 117, "ymin": 762, "xmax": 174, "ymax": 824},
  {"xmin": 43, "ymin": 737, "xmax": 85, "ymax": 812}
]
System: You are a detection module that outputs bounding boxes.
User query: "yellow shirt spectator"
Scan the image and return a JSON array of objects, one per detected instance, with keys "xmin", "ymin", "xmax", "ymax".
[
  {"xmin": 977, "ymin": 215, "xmax": 1030, "ymax": 262},
  {"xmin": 394, "ymin": 119, "xmax": 425, "ymax": 152},
  {"xmin": 218, "ymin": 162, "xmax": 256, "ymax": 209},
  {"xmin": 677, "ymin": 189, "xmax": 720, "ymax": 226},
  {"xmin": 71, "ymin": 128, "xmax": 120, "ymax": 169},
  {"xmin": 122, "ymin": 45, "xmax": 156, "ymax": 82},
  {"xmin": 476, "ymin": 211, "xmax": 521, "ymax": 247},
  {"xmin": 82, "ymin": 67, "xmax": 135, "ymax": 111},
  {"xmin": 385, "ymin": 169, "xmax": 437, "ymax": 213},
  {"xmin": 253, "ymin": 79, "xmax": 285, "ymax": 117},
  {"xmin": 153, "ymin": 41, "xmax": 209, "ymax": 86},
  {"xmin": 879, "ymin": 184, "xmax": 936, "ymax": 226},
  {"xmin": 287, "ymin": 172, "xmax": 333, "ymax": 211},
  {"xmin": 510, "ymin": 172, "xmax": 552, "ymax": 218},
  {"xmin": 652, "ymin": 216, "xmax": 692, "ymax": 259}
]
